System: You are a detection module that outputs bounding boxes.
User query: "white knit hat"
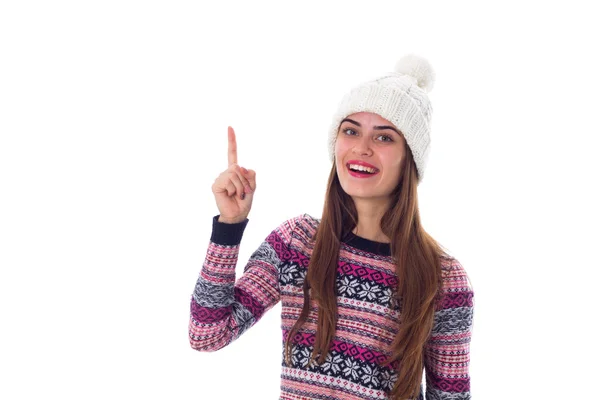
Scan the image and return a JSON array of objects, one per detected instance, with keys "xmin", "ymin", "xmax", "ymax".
[{"xmin": 328, "ymin": 54, "xmax": 435, "ymax": 184}]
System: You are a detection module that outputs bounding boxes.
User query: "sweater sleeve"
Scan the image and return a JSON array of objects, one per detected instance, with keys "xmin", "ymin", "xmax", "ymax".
[
  {"xmin": 424, "ymin": 257, "xmax": 474, "ymax": 400},
  {"xmin": 189, "ymin": 214, "xmax": 298, "ymax": 352}
]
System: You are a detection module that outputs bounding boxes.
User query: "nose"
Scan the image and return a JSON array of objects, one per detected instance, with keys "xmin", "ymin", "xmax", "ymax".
[{"xmin": 352, "ymin": 136, "xmax": 373, "ymax": 156}]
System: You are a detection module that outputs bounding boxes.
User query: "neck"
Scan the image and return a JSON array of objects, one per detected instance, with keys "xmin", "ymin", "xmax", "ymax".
[{"xmin": 351, "ymin": 197, "xmax": 391, "ymax": 243}]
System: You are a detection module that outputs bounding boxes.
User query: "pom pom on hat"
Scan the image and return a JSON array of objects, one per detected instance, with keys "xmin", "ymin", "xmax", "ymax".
[{"xmin": 394, "ymin": 54, "xmax": 435, "ymax": 93}]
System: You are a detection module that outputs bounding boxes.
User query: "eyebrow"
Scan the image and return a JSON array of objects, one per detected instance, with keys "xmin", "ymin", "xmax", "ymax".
[{"xmin": 340, "ymin": 118, "xmax": 402, "ymax": 136}]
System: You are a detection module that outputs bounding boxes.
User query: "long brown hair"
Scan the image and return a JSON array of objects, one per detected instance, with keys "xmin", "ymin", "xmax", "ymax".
[{"xmin": 284, "ymin": 138, "xmax": 444, "ymax": 399}]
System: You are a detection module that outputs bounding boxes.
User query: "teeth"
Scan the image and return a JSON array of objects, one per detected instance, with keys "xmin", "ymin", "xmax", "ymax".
[{"xmin": 349, "ymin": 164, "xmax": 377, "ymax": 174}]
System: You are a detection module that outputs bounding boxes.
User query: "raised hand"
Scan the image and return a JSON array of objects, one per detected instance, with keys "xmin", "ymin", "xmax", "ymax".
[{"xmin": 211, "ymin": 126, "xmax": 257, "ymax": 223}]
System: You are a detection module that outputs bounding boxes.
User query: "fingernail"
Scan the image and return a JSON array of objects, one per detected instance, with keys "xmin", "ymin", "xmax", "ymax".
[
  {"xmin": 241, "ymin": 167, "xmax": 248, "ymax": 174},
  {"xmin": 245, "ymin": 185, "xmax": 252, "ymax": 193},
  {"xmin": 241, "ymin": 192, "xmax": 245, "ymax": 200}
]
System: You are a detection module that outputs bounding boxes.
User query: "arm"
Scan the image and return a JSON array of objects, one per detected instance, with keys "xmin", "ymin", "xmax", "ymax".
[
  {"xmin": 189, "ymin": 214, "xmax": 298, "ymax": 352},
  {"xmin": 424, "ymin": 257, "xmax": 474, "ymax": 400}
]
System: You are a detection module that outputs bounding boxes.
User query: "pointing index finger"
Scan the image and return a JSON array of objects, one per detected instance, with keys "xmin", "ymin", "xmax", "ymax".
[{"xmin": 228, "ymin": 126, "xmax": 237, "ymax": 167}]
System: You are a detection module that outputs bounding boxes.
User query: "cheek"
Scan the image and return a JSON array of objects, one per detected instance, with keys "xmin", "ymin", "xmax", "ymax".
[
  {"xmin": 335, "ymin": 136, "xmax": 351, "ymax": 156},
  {"xmin": 334, "ymin": 139, "xmax": 349, "ymax": 171},
  {"xmin": 381, "ymin": 153, "xmax": 404, "ymax": 175},
  {"xmin": 334, "ymin": 140, "xmax": 341, "ymax": 160},
  {"xmin": 334, "ymin": 141, "xmax": 342, "ymax": 167}
]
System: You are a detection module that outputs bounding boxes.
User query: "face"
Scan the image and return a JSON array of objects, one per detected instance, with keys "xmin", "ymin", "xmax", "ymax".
[{"xmin": 334, "ymin": 112, "xmax": 407, "ymax": 205}]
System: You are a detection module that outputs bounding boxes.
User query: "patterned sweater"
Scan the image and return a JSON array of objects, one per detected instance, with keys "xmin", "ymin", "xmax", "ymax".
[{"xmin": 189, "ymin": 214, "xmax": 474, "ymax": 400}]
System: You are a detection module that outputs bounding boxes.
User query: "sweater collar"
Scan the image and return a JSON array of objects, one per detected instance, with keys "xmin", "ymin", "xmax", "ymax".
[{"xmin": 342, "ymin": 230, "xmax": 391, "ymax": 257}]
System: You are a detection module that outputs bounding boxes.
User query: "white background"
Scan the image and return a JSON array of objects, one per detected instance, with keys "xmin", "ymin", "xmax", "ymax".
[{"xmin": 1, "ymin": 1, "xmax": 598, "ymax": 399}]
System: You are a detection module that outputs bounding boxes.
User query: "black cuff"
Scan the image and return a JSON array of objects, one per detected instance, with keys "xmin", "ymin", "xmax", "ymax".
[{"xmin": 210, "ymin": 215, "xmax": 249, "ymax": 245}]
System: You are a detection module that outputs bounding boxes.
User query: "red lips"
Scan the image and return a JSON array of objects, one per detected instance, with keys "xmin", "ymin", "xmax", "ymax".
[
  {"xmin": 346, "ymin": 160, "xmax": 380, "ymax": 178},
  {"xmin": 346, "ymin": 160, "xmax": 379, "ymax": 170}
]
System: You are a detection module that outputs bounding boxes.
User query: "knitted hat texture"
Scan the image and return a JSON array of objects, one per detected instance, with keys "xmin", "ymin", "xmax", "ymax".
[{"xmin": 328, "ymin": 54, "xmax": 435, "ymax": 183}]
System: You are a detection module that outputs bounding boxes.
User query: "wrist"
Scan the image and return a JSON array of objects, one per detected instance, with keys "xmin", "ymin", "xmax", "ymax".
[
  {"xmin": 218, "ymin": 216, "xmax": 246, "ymax": 224},
  {"xmin": 212, "ymin": 215, "xmax": 249, "ymax": 245}
]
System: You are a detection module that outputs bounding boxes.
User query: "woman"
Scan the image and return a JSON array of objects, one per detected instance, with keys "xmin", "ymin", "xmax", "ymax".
[{"xmin": 190, "ymin": 54, "xmax": 474, "ymax": 400}]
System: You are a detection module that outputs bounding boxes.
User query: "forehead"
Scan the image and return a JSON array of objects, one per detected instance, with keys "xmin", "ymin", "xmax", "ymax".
[{"xmin": 345, "ymin": 112, "xmax": 394, "ymax": 126}]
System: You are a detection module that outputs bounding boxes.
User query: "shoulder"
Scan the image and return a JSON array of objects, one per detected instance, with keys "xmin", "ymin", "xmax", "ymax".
[
  {"xmin": 439, "ymin": 253, "xmax": 472, "ymax": 289},
  {"xmin": 437, "ymin": 253, "xmax": 474, "ymax": 309},
  {"xmin": 273, "ymin": 213, "xmax": 321, "ymax": 244},
  {"xmin": 300, "ymin": 213, "xmax": 321, "ymax": 231},
  {"xmin": 277, "ymin": 213, "xmax": 319, "ymax": 230},
  {"xmin": 430, "ymin": 254, "xmax": 474, "ymax": 338},
  {"xmin": 287, "ymin": 213, "xmax": 321, "ymax": 235}
]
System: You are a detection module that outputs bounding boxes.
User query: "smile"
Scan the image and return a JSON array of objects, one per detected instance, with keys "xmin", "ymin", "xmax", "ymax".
[{"xmin": 346, "ymin": 163, "xmax": 380, "ymax": 178}]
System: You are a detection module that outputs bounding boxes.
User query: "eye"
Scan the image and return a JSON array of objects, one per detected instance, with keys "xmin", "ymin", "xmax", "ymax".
[
  {"xmin": 377, "ymin": 134, "xmax": 394, "ymax": 142},
  {"xmin": 343, "ymin": 128, "xmax": 357, "ymax": 136}
]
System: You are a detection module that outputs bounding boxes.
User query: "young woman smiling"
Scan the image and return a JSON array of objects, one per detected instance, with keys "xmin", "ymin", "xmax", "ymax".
[{"xmin": 190, "ymin": 54, "xmax": 474, "ymax": 400}]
